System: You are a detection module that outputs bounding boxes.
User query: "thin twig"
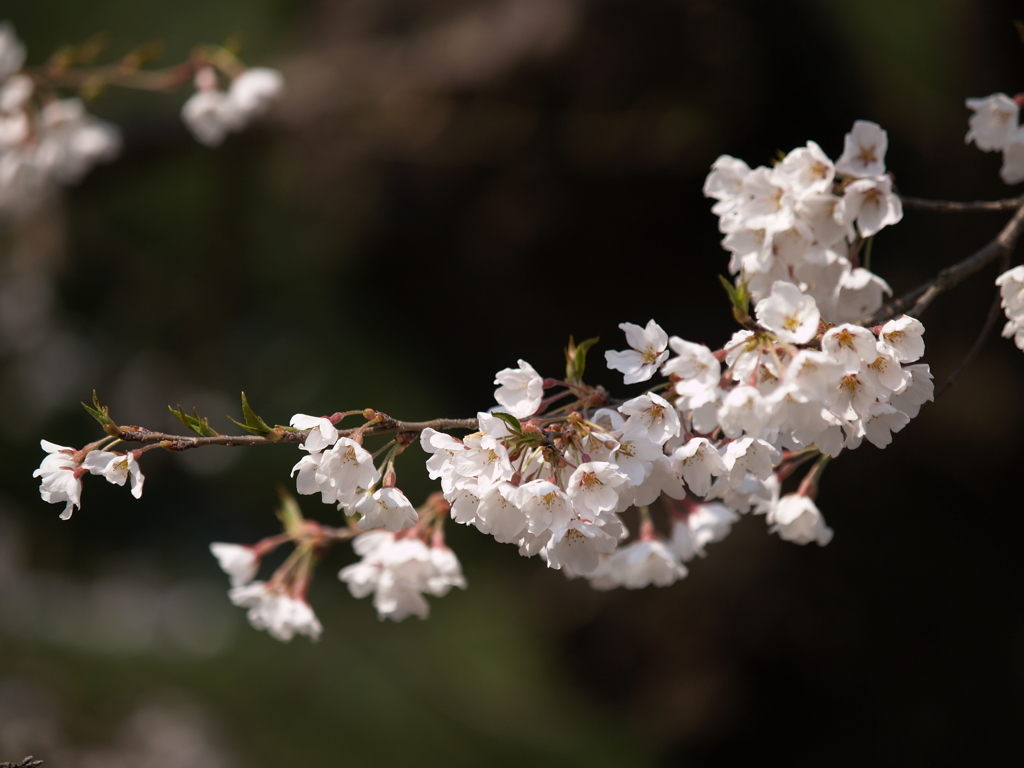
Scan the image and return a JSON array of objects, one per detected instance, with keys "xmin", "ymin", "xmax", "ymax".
[
  {"xmin": 935, "ymin": 251, "xmax": 1013, "ymax": 397},
  {"xmin": 899, "ymin": 195, "xmax": 1024, "ymax": 212},
  {"xmin": 27, "ymin": 62, "xmax": 195, "ymax": 92},
  {"xmin": 865, "ymin": 200, "xmax": 1024, "ymax": 325},
  {"xmin": 112, "ymin": 417, "xmax": 480, "ymax": 451}
]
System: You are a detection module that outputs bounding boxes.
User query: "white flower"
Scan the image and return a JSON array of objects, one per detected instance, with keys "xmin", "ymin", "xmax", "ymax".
[
  {"xmin": 833, "ymin": 268, "xmax": 892, "ymax": 324},
  {"xmin": 619, "ymin": 392, "xmax": 680, "ymax": 445},
  {"xmin": 354, "ymin": 487, "xmax": 418, "ymax": 532},
  {"xmin": 965, "ymin": 94, "xmax": 1020, "ymax": 152},
  {"xmin": 339, "ymin": 531, "xmax": 466, "ymax": 621},
  {"xmin": 33, "ymin": 98, "xmax": 121, "ymax": 184},
  {"xmin": 662, "ymin": 338, "xmax": 721, "ymax": 395},
  {"xmin": 721, "ymin": 437, "xmax": 780, "ymax": 488},
  {"xmin": 229, "ymin": 582, "xmax": 322, "ymax": 641},
  {"xmin": 0, "ymin": 22, "xmax": 26, "ymax": 80},
  {"xmin": 878, "ymin": 316, "xmax": 925, "ymax": 362},
  {"xmin": 475, "ymin": 482, "xmax": 527, "ymax": 543},
  {"xmin": 703, "ymin": 154, "xmax": 751, "ymax": 216},
  {"xmin": 717, "ymin": 385, "xmax": 769, "ymax": 439},
  {"xmin": 774, "ymin": 140, "xmax": 835, "ymax": 195},
  {"xmin": 822, "ymin": 324, "xmax": 879, "ymax": 371},
  {"xmin": 687, "ymin": 503, "xmax": 740, "ymax": 552},
  {"xmin": 604, "ymin": 319, "xmax": 670, "ymax": 384},
  {"xmin": 888, "ymin": 364, "xmax": 933, "ymax": 419},
  {"xmin": 755, "ymin": 280, "xmax": 820, "ymax": 344},
  {"xmin": 544, "ymin": 518, "xmax": 618, "ymax": 575},
  {"xmin": 766, "ymin": 494, "xmax": 833, "ymax": 546},
  {"xmin": 452, "ymin": 433, "xmax": 514, "ymax": 488},
  {"xmin": 182, "ymin": 66, "xmax": 285, "ymax": 146},
  {"xmin": 291, "ymin": 413, "xmax": 339, "ymax": 453},
  {"xmin": 996, "ymin": 265, "xmax": 1024, "ymax": 313},
  {"xmin": 514, "ymin": 479, "xmax": 574, "ymax": 535},
  {"xmin": 291, "ymin": 437, "xmax": 379, "ymax": 507},
  {"xmin": 33, "ymin": 440, "xmax": 83, "ymax": 520},
  {"xmin": 1001, "ymin": 132, "xmax": 1024, "ymax": 185},
  {"xmin": 835, "ymin": 120, "xmax": 888, "ymax": 178},
  {"xmin": 226, "ymin": 67, "xmax": 284, "ymax": 117},
  {"xmin": 736, "ymin": 167, "xmax": 795, "ymax": 233},
  {"xmin": 834, "ymin": 176, "xmax": 902, "ymax": 237},
  {"xmin": 589, "ymin": 539, "xmax": 687, "ymax": 590},
  {"xmin": 493, "ymin": 359, "xmax": 544, "ymax": 419},
  {"xmin": 181, "ymin": 87, "xmax": 234, "ymax": 147},
  {"xmin": 672, "ymin": 438, "xmax": 727, "ymax": 497},
  {"xmin": 860, "ymin": 402, "xmax": 910, "ymax": 448},
  {"xmin": 566, "ymin": 462, "xmax": 628, "ymax": 520},
  {"xmin": 210, "ymin": 542, "xmax": 260, "ymax": 588},
  {"xmin": 81, "ymin": 450, "xmax": 145, "ymax": 499}
]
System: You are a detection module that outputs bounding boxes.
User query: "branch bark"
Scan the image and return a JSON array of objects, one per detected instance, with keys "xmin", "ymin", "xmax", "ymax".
[
  {"xmin": 111, "ymin": 417, "xmax": 480, "ymax": 451},
  {"xmin": 864, "ymin": 197, "xmax": 1024, "ymax": 325}
]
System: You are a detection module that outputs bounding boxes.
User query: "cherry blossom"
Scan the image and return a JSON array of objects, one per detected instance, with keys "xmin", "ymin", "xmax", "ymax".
[
  {"xmin": 493, "ymin": 359, "xmax": 544, "ymax": 419},
  {"xmin": 605, "ymin": 319, "xmax": 670, "ymax": 384},
  {"xmin": 33, "ymin": 440, "xmax": 83, "ymax": 520},
  {"xmin": 210, "ymin": 543, "xmax": 260, "ymax": 588},
  {"xmin": 765, "ymin": 494, "xmax": 833, "ymax": 546},
  {"xmin": 965, "ymin": 94, "xmax": 1020, "ymax": 152},
  {"xmin": 835, "ymin": 120, "xmax": 888, "ymax": 178},
  {"xmin": 228, "ymin": 582, "xmax": 323, "ymax": 642}
]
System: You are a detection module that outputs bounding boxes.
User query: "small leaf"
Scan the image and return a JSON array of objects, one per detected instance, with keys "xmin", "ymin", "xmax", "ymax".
[
  {"xmin": 573, "ymin": 336, "xmax": 600, "ymax": 381},
  {"xmin": 82, "ymin": 390, "xmax": 114, "ymax": 426},
  {"xmin": 227, "ymin": 392, "xmax": 273, "ymax": 435},
  {"xmin": 565, "ymin": 335, "xmax": 579, "ymax": 382},
  {"xmin": 718, "ymin": 273, "xmax": 752, "ymax": 324},
  {"xmin": 491, "ymin": 411, "xmax": 523, "ymax": 434},
  {"xmin": 168, "ymin": 405, "xmax": 221, "ymax": 437},
  {"xmin": 275, "ymin": 486, "xmax": 304, "ymax": 538},
  {"xmin": 565, "ymin": 335, "xmax": 600, "ymax": 385}
]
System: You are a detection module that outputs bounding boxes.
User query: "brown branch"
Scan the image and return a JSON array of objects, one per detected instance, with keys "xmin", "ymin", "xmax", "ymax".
[
  {"xmin": 27, "ymin": 62, "xmax": 196, "ymax": 93},
  {"xmin": 899, "ymin": 195, "xmax": 1024, "ymax": 212},
  {"xmin": 111, "ymin": 417, "xmax": 480, "ymax": 451},
  {"xmin": 864, "ymin": 199, "xmax": 1024, "ymax": 325}
]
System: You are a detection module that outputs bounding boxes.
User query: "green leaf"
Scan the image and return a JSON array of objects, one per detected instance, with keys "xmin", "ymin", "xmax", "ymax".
[
  {"xmin": 491, "ymin": 411, "xmax": 523, "ymax": 434},
  {"xmin": 573, "ymin": 336, "xmax": 600, "ymax": 381},
  {"xmin": 227, "ymin": 392, "xmax": 273, "ymax": 435},
  {"xmin": 565, "ymin": 335, "xmax": 600, "ymax": 385},
  {"xmin": 82, "ymin": 390, "xmax": 114, "ymax": 426},
  {"xmin": 275, "ymin": 486, "xmax": 304, "ymax": 538},
  {"xmin": 168, "ymin": 405, "xmax": 221, "ymax": 437},
  {"xmin": 718, "ymin": 273, "xmax": 752, "ymax": 324}
]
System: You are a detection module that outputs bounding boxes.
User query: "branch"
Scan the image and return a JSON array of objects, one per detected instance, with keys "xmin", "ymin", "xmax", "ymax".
[
  {"xmin": 899, "ymin": 195, "xmax": 1024, "ymax": 212},
  {"xmin": 28, "ymin": 62, "xmax": 195, "ymax": 92},
  {"xmin": 865, "ymin": 198, "xmax": 1024, "ymax": 325},
  {"xmin": 111, "ymin": 417, "xmax": 480, "ymax": 451}
]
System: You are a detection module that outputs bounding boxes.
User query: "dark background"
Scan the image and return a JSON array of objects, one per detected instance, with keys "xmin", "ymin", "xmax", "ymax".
[{"xmin": 1, "ymin": 1, "xmax": 1023, "ymax": 765}]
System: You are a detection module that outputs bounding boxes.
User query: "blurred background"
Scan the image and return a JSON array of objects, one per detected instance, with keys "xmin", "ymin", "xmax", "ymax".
[{"xmin": 1, "ymin": 0, "xmax": 1023, "ymax": 765}]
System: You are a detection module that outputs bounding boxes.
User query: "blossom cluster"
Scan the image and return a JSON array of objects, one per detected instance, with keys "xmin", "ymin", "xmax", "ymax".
[
  {"xmin": 181, "ymin": 65, "xmax": 285, "ymax": 147},
  {"xmin": 704, "ymin": 120, "xmax": 902, "ymax": 323},
  {"xmin": 996, "ymin": 265, "xmax": 1024, "ymax": 349},
  {"xmin": 0, "ymin": 20, "xmax": 284, "ymax": 215},
  {"xmin": 0, "ymin": 23, "xmax": 120, "ymax": 214},
  {"xmin": 340, "ymin": 528, "xmax": 466, "ymax": 622},
  {"xmin": 33, "ymin": 119, "xmax": 938, "ymax": 638},
  {"xmin": 32, "ymin": 439, "xmax": 144, "ymax": 520},
  {"xmin": 965, "ymin": 93, "xmax": 1024, "ymax": 184}
]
